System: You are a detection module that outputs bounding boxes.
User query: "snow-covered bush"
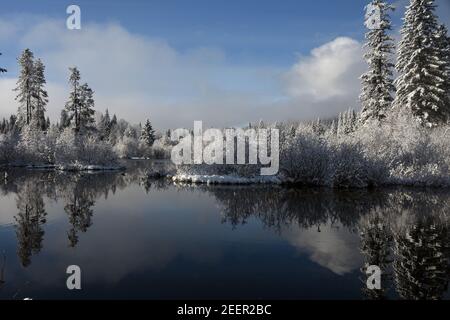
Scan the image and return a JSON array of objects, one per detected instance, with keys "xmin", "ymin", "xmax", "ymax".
[
  {"xmin": 355, "ymin": 113, "xmax": 450, "ymax": 186},
  {"xmin": 17, "ymin": 123, "xmax": 56, "ymax": 165},
  {"xmin": 151, "ymin": 137, "xmax": 172, "ymax": 159},
  {"xmin": 173, "ymin": 114, "xmax": 450, "ymax": 187},
  {"xmin": 279, "ymin": 126, "xmax": 331, "ymax": 185},
  {"xmin": 329, "ymin": 140, "xmax": 371, "ymax": 188},
  {"xmin": 55, "ymin": 128, "xmax": 118, "ymax": 168},
  {"xmin": 114, "ymin": 135, "xmax": 139, "ymax": 159}
]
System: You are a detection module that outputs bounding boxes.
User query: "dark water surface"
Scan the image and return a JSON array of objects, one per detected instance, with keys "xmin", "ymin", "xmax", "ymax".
[{"xmin": 0, "ymin": 161, "xmax": 449, "ymax": 300}]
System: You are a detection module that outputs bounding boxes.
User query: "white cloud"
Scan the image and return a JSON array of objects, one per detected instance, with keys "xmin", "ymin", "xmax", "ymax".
[
  {"xmin": 0, "ymin": 78, "xmax": 17, "ymax": 117},
  {"xmin": 285, "ymin": 37, "xmax": 363, "ymax": 100},
  {"xmin": 0, "ymin": 16, "xmax": 365, "ymax": 129},
  {"xmin": 282, "ymin": 37, "xmax": 365, "ymax": 119}
]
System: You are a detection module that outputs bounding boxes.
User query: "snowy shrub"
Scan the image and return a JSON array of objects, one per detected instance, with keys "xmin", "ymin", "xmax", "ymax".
[
  {"xmin": 329, "ymin": 140, "xmax": 370, "ymax": 188},
  {"xmin": 151, "ymin": 145, "xmax": 171, "ymax": 159},
  {"xmin": 151, "ymin": 138, "xmax": 172, "ymax": 159},
  {"xmin": 114, "ymin": 135, "xmax": 139, "ymax": 159},
  {"xmin": 18, "ymin": 124, "xmax": 56, "ymax": 165},
  {"xmin": 55, "ymin": 128, "xmax": 118, "ymax": 168},
  {"xmin": 279, "ymin": 126, "xmax": 331, "ymax": 185},
  {"xmin": 355, "ymin": 113, "xmax": 450, "ymax": 186},
  {"xmin": 55, "ymin": 128, "xmax": 77, "ymax": 164}
]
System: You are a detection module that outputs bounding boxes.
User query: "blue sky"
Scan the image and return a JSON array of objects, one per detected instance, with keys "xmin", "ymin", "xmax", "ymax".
[
  {"xmin": 0, "ymin": 0, "xmax": 404, "ymax": 67},
  {"xmin": 0, "ymin": 0, "xmax": 449, "ymax": 128}
]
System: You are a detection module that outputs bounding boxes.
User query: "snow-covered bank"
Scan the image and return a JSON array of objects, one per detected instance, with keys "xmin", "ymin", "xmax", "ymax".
[
  {"xmin": 0, "ymin": 162, "xmax": 125, "ymax": 171},
  {"xmin": 56, "ymin": 164, "xmax": 125, "ymax": 171},
  {"xmin": 172, "ymin": 174, "xmax": 282, "ymax": 185},
  {"xmin": 171, "ymin": 115, "xmax": 450, "ymax": 188}
]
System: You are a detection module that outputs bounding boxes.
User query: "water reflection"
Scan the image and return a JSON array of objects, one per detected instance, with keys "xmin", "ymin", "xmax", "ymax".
[
  {"xmin": 172, "ymin": 185, "xmax": 450, "ymax": 299},
  {"xmin": 15, "ymin": 180, "xmax": 47, "ymax": 267},
  {"xmin": 0, "ymin": 162, "xmax": 449, "ymax": 299}
]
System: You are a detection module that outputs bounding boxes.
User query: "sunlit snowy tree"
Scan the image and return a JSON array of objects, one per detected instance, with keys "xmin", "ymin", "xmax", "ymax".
[
  {"xmin": 65, "ymin": 68, "xmax": 95, "ymax": 133},
  {"xmin": 14, "ymin": 49, "xmax": 35, "ymax": 127},
  {"xmin": 140, "ymin": 119, "xmax": 156, "ymax": 147},
  {"xmin": 393, "ymin": 0, "xmax": 450, "ymax": 127},
  {"xmin": 360, "ymin": 0, "xmax": 395, "ymax": 123},
  {"xmin": 32, "ymin": 59, "xmax": 48, "ymax": 131}
]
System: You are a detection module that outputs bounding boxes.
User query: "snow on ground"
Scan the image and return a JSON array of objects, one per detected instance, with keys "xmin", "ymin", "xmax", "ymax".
[
  {"xmin": 56, "ymin": 164, "xmax": 126, "ymax": 171},
  {"xmin": 172, "ymin": 174, "xmax": 282, "ymax": 185}
]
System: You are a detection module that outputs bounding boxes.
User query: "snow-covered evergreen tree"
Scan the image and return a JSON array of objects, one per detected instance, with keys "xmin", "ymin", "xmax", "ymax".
[
  {"xmin": 78, "ymin": 83, "xmax": 95, "ymax": 131},
  {"xmin": 140, "ymin": 119, "xmax": 156, "ymax": 147},
  {"xmin": 65, "ymin": 68, "xmax": 95, "ymax": 133},
  {"xmin": 97, "ymin": 109, "xmax": 111, "ymax": 140},
  {"xmin": 65, "ymin": 67, "xmax": 82, "ymax": 131},
  {"xmin": 14, "ymin": 49, "xmax": 35, "ymax": 127},
  {"xmin": 394, "ymin": 0, "xmax": 450, "ymax": 127},
  {"xmin": 337, "ymin": 109, "xmax": 358, "ymax": 135},
  {"xmin": 435, "ymin": 24, "xmax": 450, "ymax": 112},
  {"xmin": 59, "ymin": 110, "xmax": 70, "ymax": 130},
  {"xmin": 32, "ymin": 58, "xmax": 48, "ymax": 131},
  {"xmin": 360, "ymin": 0, "xmax": 395, "ymax": 123}
]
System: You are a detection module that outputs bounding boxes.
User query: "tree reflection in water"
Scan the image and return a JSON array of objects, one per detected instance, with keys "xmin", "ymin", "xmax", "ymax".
[
  {"xmin": 14, "ymin": 179, "xmax": 47, "ymax": 267},
  {"xmin": 0, "ymin": 162, "xmax": 449, "ymax": 299},
  {"xmin": 180, "ymin": 185, "xmax": 450, "ymax": 300}
]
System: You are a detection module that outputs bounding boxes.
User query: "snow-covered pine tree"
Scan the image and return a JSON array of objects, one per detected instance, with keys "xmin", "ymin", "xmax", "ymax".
[
  {"xmin": 65, "ymin": 68, "xmax": 95, "ymax": 133},
  {"xmin": 435, "ymin": 25, "xmax": 450, "ymax": 112},
  {"xmin": 59, "ymin": 109, "xmax": 70, "ymax": 130},
  {"xmin": 140, "ymin": 119, "xmax": 156, "ymax": 147},
  {"xmin": 393, "ymin": 0, "xmax": 450, "ymax": 127},
  {"xmin": 78, "ymin": 83, "xmax": 96, "ymax": 131},
  {"xmin": 32, "ymin": 59, "xmax": 48, "ymax": 131},
  {"xmin": 110, "ymin": 114, "xmax": 117, "ymax": 128},
  {"xmin": 65, "ymin": 67, "xmax": 82, "ymax": 132},
  {"xmin": 360, "ymin": 0, "xmax": 395, "ymax": 124},
  {"xmin": 337, "ymin": 109, "xmax": 358, "ymax": 135},
  {"xmin": 97, "ymin": 109, "xmax": 111, "ymax": 140},
  {"xmin": 14, "ymin": 49, "xmax": 35, "ymax": 127},
  {"xmin": 45, "ymin": 117, "xmax": 51, "ymax": 131}
]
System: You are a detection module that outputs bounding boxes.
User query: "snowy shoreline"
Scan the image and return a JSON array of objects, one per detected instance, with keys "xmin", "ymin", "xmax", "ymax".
[
  {"xmin": 172, "ymin": 174, "xmax": 282, "ymax": 185},
  {"xmin": 1, "ymin": 163, "xmax": 125, "ymax": 171}
]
